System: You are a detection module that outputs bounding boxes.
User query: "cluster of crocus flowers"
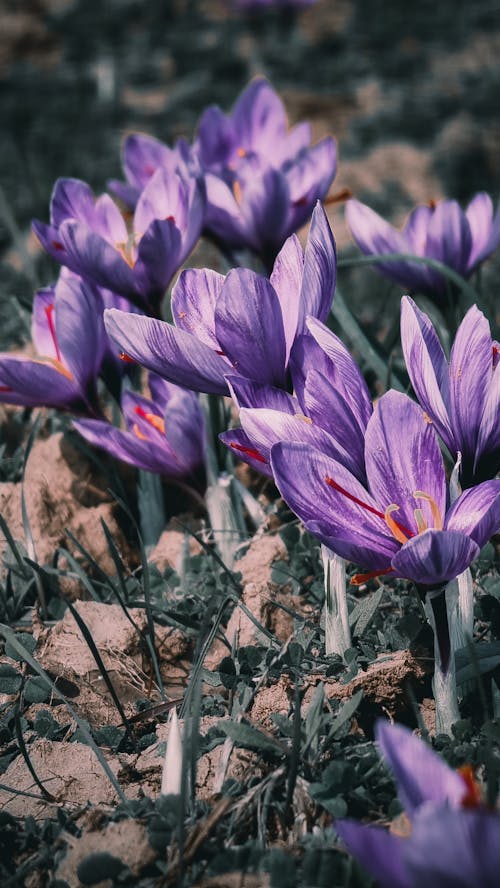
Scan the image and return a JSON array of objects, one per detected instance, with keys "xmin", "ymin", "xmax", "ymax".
[
  {"xmin": 104, "ymin": 202, "xmax": 336, "ymax": 396},
  {"xmin": 346, "ymin": 192, "xmax": 500, "ymax": 297},
  {"xmin": 73, "ymin": 373, "xmax": 205, "ymax": 484},
  {"xmin": 337, "ymin": 720, "xmax": 500, "ymax": 887}
]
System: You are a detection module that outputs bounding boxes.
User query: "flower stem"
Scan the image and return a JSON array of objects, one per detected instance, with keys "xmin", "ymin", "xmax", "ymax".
[
  {"xmin": 321, "ymin": 546, "xmax": 351, "ymax": 657},
  {"xmin": 424, "ymin": 587, "xmax": 460, "ymax": 735}
]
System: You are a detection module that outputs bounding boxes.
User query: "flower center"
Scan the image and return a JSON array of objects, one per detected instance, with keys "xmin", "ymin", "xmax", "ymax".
[
  {"xmin": 133, "ymin": 404, "xmax": 165, "ymax": 436},
  {"xmin": 115, "ymin": 232, "xmax": 138, "ymax": 267},
  {"xmin": 383, "ymin": 491, "xmax": 443, "ymax": 543}
]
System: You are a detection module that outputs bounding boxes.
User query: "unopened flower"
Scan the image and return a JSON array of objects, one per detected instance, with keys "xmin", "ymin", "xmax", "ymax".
[{"xmin": 346, "ymin": 193, "xmax": 500, "ymax": 296}]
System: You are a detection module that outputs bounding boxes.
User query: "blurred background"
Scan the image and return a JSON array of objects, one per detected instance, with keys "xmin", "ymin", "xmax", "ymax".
[{"xmin": 1, "ymin": 0, "xmax": 500, "ymax": 343}]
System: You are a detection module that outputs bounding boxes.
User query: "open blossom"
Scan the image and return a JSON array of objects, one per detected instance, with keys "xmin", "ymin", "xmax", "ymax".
[
  {"xmin": 0, "ymin": 274, "xmax": 106, "ymax": 416},
  {"xmin": 337, "ymin": 720, "xmax": 500, "ymax": 887},
  {"xmin": 104, "ymin": 202, "xmax": 336, "ymax": 396},
  {"xmin": 197, "ymin": 78, "xmax": 336, "ymax": 264},
  {"xmin": 32, "ymin": 172, "xmax": 205, "ymax": 316},
  {"xmin": 401, "ymin": 296, "xmax": 500, "ymax": 487},
  {"xmin": 346, "ymin": 192, "xmax": 500, "ymax": 296},
  {"xmin": 270, "ymin": 390, "xmax": 500, "ymax": 587},
  {"xmin": 73, "ymin": 374, "xmax": 205, "ymax": 481},
  {"xmin": 108, "ymin": 134, "xmax": 194, "ymax": 209},
  {"xmin": 220, "ymin": 315, "xmax": 372, "ymax": 481}
]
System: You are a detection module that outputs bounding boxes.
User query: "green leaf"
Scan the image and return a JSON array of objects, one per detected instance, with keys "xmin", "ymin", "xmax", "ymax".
[
  {"xmin": 349, "ymin": 586, "xmax": 384, "ymax": 636},
  {"xmin": 23, "ymin": 675, "xmax": 51, "ymax": 704},
  {"xmin": 0, "ymin": 664, "xmax": 22, "ymax": 695},
  {"xmin": 328, "ymin": 690, "xmax": 363, "ymax": 738},
  {"xmin": 218, "ymin": 656, "xmax": 238, "ymax": 689},
  {"xmin": 217, "ymin": 719, "xmax": 285, "ymax": 755},
  {"xmin": 456, "ymin": 641, "xmax": 500, "ymax": 685}
]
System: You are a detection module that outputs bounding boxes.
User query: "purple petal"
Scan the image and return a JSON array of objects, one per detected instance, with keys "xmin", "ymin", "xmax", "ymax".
[
  {"xmin": 134, "ymin": 167, "xmax": 187, "ymax": 236},
  {"xmin": 172, "ymin": 268, "xmax": 224, "ymax": 350},
  {"xmin": 269, "ymin": 234, "xmax": 304, "ymax": 362},
  {"xmin": 104, "ymin": 309, "xmax": 229, "ymax": 395},
  {"xmin": 93, "ymin": 194, "xmax": 128, "ymax": 244},
  {"xmin": 445, "ymin": 480, "xmax": 500, "ymax": 548},
  {"xmin": 400, "ymin": 296, "xmax": 453, "ymax": 453},
  {"xmin": 0, "ymin": 356, "xmax": 78, "ymax": 408},
  {"xmin": 285, "ymin": 138, "xmax": 337, "ymax": 232},
  {"xmin": 225, "ymin": 374, "xmax": 298, "ymax": 412},
  {"xmin": 403, "ymin": 204, "xmax": 433, "ymax": 255},
  {"xmin": 219, "ymin": 428, "xmax": 272, "ymax": 476},
  {"xmin": 375, "ymin": 721, "xmax": 466, "ymax": 815},
  {"xmin": 303, "ymin": 370, "xmax": 366, "ymax": 480},
  {"xmin": 448, "ymin": 305, "xmax": 493, "ymax": 466},
  {"xmin": 54, "ymin": 274, "xmax": 105, "ymax": 386},
  {"xmin": 134, "ymin": 218, "xmax": 182, "ymax": 298},
  {"xmin": 365, "ymin": 390, "xmax": 446, "ymax": 534},
  {"xmin": 277, "ymin": 121, "xmax": 312, "ymax": 165},
  {"xmin": 50, "ymin": 178, "xmax": 96, "ymax": 227},
  {"xmin": 162, "ymin": 388, "xmax": 205, "ymax": 474},
  {"xmin": 237, "ymin": 161, "xmax": 290, "ymax": 255},
  {"xmin": 476, "ymin": 361, "xmax": 500, "ymax": 471},
  {"xmin": 391, "ymin": 528, "xmax": 479, "ymax": 585},
  {"xmin": 214, "ymin": 269, "xmax": 287, "ymax": 386},
  {"xmin": 230, "ymin": 78, "xmax": 287, "ymax": 155},
  {"xmin": 465, "ymin": 192, "xmax": 494, "ymax": 269},
  {"xmin": 197, "ymin": 105, "xmax": 235, "ymax": 167},
  {"xmin": 425, "ymin": 200, "xmax": 472, "ymax": 277},
  {"xmin": 73, "ymin": 419, "xmax": 172, "ymax": 475},
  {"xmin": 31, "ymin": 287, "xmax": 58, "ymax": 359},
  {"xmin": 298, "ymin": 201, "xmax": 336, "ymax": 328},
  {"xmin": 122, "ymin": 133, "xmax": 175, "ymax": 190},
  {"xmin": 289, "ymin": 331, "xmax": 340, "ymax": 411},
  {"xmin": 203, "ymin": 173, "xmax": 247, "ymax": 247},
  {"xmin": 345, "ymin": 199, "xmax": 422, "ymax": 289},
  {"xmin": 55, "ymin": 220, "xmax": 138, "ymax": 297},
  {"xmin": 335, "ymin": 820, "xmax": 411, "ymax": 888}
]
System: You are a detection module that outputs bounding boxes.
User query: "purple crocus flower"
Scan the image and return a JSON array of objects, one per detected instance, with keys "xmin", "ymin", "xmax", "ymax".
[
  {"xmin": 104, "ymin": 201, "xmax": 336, "ymax": 396},
  {"xmin": 401, "ymin": 296, "xmax": 499, "ymax": 487},
  {"xmin": 270, "ymin": 390, "xmax": 500, "ymax": 587},
  {"xmin": 197, "ymin": 78, "xmax": 336, "ymax": 265},
  {"xmin": 0, "ymin": 274, "xmax": 105, "ymax": 415},
  {"xmin": 336, "ymin": 720, "xmax": 500, "ymax": 887},
  {"xmin": 346, "ymin": 193, "xmax": 500, "ymax": 296},
  {"xmin": 108, "ymin": 134, "xmax": 195, "ymax": 209},
  {"xmin": 73, "ymin": 373, "xmax": 205, "ymax": 481},
  {"xmin": 32, "ymin": 171, "xmax": 205, "ymax": 316},
  {"xmin": 220, "ymin": 315, "xmax": 373, "ymax": 481}
]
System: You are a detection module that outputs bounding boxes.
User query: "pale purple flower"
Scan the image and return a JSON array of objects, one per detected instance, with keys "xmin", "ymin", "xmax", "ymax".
[
  {"xmin": 336, "ymin": 720, "xmax": 500, "ymax": 887},
  {"xmin": 346, "ymin": 193, "xmax": 500, "ymax": 296},
  {"xmin": 108, "ymin": 134, "xmax": 195, "ymax": 209},
  {"xmin": 73, "ymin": 374, "xmax": 205, "ymax": 481},
  {"xmin": 104, "ymin": 202, "xmax": 336, "ymax": 396},
  {"xmin": 32, "ymin": 172, "xmax": 205, "ymax": 316},
  {"xmin": 401, "ymin": 296, "xmax": 499, "ymax": 486}
]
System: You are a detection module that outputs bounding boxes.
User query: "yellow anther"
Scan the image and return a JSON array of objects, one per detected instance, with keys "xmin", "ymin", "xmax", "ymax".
[
  {"xmin": 294, "ymin": 413, "xmax": 313, "ymax": 424},
  {"xmin": 232, "ymin": 179, "xmax": 243, "ymax": 206},
  {"xmin": 413, "ymin": 508, "xmax": 428, "ymax": 534},
  {"xmin": 237, "ymin": 147, "xmax": 247, "ymax": 158},
  {"xmin": 132, "ymin": 423, "xmax": 149, "ymax": 441},
  {"xmin": 413, "ymin": 491, "xmax": 443, "ymax": 530},
  {"xmin": 144, "ymin": 412, "xmax": 165, "ymax": 434},
  {"xmin": 384, "ymin": 504, "xmax": 410, "ymax": 544}
]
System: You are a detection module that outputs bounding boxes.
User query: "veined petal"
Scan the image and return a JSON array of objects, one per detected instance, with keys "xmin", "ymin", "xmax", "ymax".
[
  {"xmin": 445, "ymin": 480, "xmax": 500, "ymax": 548},
  {"xmin": 134, "ymin": 218, "xmax": 182, "ymax": 298},
  {"xmin": 31, "ymin": 287, "xmax": 58, "ymax": 359},
  {"xmin": 56, "ymin": 220, "xmax": 138, "ymax": 297},
  {"xmin": 448, "ymin": 305, "xmax": 492, "ymax": 467},
  {"xmin": 54, "ymin": 274, "xmax": 105, "ymax": 387},
  {"xmin": 0, "ymin": 356, "xmax": 78, "ymax": 408},
  {"xmin": 426, "ymin": 200, "xmax": 472, "ymax": 277},
  {"xmin": 172, "ymin": 268, "xmax": 223, "ymax": 351},
  {"xmin": 391, "ymin": 528, "xmax": 479, "ymax": 585},
  {"xmin": 122, "ymin": 133, "xmax": 175, "ymax": 190},
  {"xmin": 335, "ymin": 820, "xmax": 411, "ymax": 888},
  {"xmin": 306, "ymin": 518, "xmax": 395, "ymax": 569},
  {"xmin": 214, "ymin": 269, "xmax": 287, "ymax": 386},
  {"xmin": 134, "ymin": 167, "xmax": 187, "ymax": 236},
  {"xmin": 73, "ymin": 419, "xmax": 171, "ymax": 475},
  {"xmin": 289, "ymin": 332, "xmax": 340, "ymax": 412},
  {"xmin": 365, "ymin": 390, "xmax": 446, "ymax": 533},
  {"xmin": 163, "ymin": 389, "xmax": 205, "ymax": 473},
  {"xmin": 466, "ymin": 191, "xmax": 494, "ymax": 269},
  {"xmin": 299, "ymin": 201, "xmax": 336, "ymax": 327},
  {"xmin": 345, "ymin": 199, "xmax": 419, "ymax": 288},
  {"xmin": 269, "ymin": 234, "xmax": 304, "ymax": 363},
  {"xmin": 400, "ymin": 296, "xmax": 453, "ymax": 452},
  {"xmin": 104, "ymin": 309, "xmax": 229, "ymax": 395},
  {"xmin": 197, "ymin": 105, "xmax": 234, "ymax": 167},
  {"xmin": 225, "ymin": 374, "xmax": 298, "ymax": 412},
  {"xmin": 476, "ymin": 361, "xmax": 500, "ymax": 472},
  {"xmin": 219, "ymin": 428, "xmax": 272, "ymax": 476},
  {"xmin": 376, "ymin": 721, "xmax": 466, "ymax": 815},
  {"xmin": 231, "ymin": 78, "xmax": 287, "ymax": 155},
  {"xmin": 50, "ymin": 177, "xmax": 96, "ymax": 227},
  {"xmin": 285, "ymin": 138, "xmax": 337, "ymax": 231},
  {"xmin": 238, "ymin": 162, "xmax": 290, "ymax": 255},
  {"xmin": 303, "ymin": 370, "xmax": 366, "ymax": 479}
]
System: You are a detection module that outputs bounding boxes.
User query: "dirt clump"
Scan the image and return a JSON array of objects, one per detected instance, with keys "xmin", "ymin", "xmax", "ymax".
[{"xmin": 56, "ymin": 817, "xmax": 156, "ymax": 888}]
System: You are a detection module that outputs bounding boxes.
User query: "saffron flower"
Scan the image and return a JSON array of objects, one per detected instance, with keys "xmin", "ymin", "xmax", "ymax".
[
  {"xmin": 32, "ymin": 172, "xmax": 205, "ymax": 315},
  {"xmin": 220, "ymin": 315, "xmax": 373, "ymax": 482},
  {"xmin": 0, "ymin": 274, "xmax": 105, "ymax": 415},
  {"xmin": 197, "ymin": 78, "xmax": 336, "ymax": 264},
  {"xmin": 104, "ymin": 202, "xmax": 336, "ymax": 396},
  {"xmin": 73, "ymin": 373, "xmax": 205, "ymax": 486},
  {"xmin": 346, "ymin": 192, "xmax": 500, "ymax": 296},
  {"xmin": 336, "ymin": 720, "xmax": 500, "ymax": 887},
  {"xmin": 270, "ymin": 390, "xmax": 500, "ymax": 587},
  {"xmin": 401, "ymin": 296, "xmax": 500, "ymax": 487},
  {"xmin": 108, "ymin": 133, "xmax": 194, "ymax": 209},
  {"xmin": 73, "ymin": 374, "xmax": 205, "ymax": 481}
]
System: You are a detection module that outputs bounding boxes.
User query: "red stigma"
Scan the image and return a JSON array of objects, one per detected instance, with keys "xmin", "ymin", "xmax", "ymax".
[
  {"xmin": 165, "ymin": 215, "xmax": 176, "ymax": 224},
  {"xmin": 51, "ymin": 240, "xmax": 65, "ymax": 251},
  {"xmin": 230, "ymin": 442, "xmax": 267, "ymax": 464},
  {"xmin": 458, "ymin": 766, "xmax": 483, "ymax": 809},
  {"xmin": 44, "ymin": 303, "xmax": 62, "ymax": 362},
  {"xmin": 119, "ymin": 352, "xmax": 136, "ymax": 363},
  {"xmin": 0, "ymin": 386, "xmax": 12, "ymax": 392},
  {"xmin": 324, "ymin": 476, "xmax": 414, "ymax": 537}
]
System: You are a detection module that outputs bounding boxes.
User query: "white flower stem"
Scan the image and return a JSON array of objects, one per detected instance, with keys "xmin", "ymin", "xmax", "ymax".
[
  {"xmin": 205, "ymin": 473, "xmax": 243, "ymax": 570},
  {"xmin": 321, "ymin": 546, "xmax": 351, "ymax": 657}
]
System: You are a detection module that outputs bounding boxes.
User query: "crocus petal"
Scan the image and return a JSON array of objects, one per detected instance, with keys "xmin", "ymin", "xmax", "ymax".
[
  {"xmin": 465, "ymin": 191, "xmax": 494, "ymax": 269},
  {"xmin": 219, "ymin": 428, "xmax": 272, "ymax": 476},
  {"xmin": 122, "ymin": 133, "xmax": 175, "ymax": 191},
  {"xmin": 134, "ymin": 218, "xmax": 182, "ymax": 299},
  {"xmin": 305, "ymin": 518, "xmax": 395, "ymax": 570},
  {"xmin": 163, "ymin": 390, "xmax": 205, "ymax": 474},
  {"xmin": 104, "ymin": 309, "xmax": 229, "ymax": 395},
  {"xmin": 376, "ymin": 721, "xmax": 466, "ymax": 815},
  {"xmin": 270, "ymin": 441, "xmax": 399, "ymax": 564},
  {"xmin": 172, "ymin": 268, "xmax": 224, "ymax": 351},
  {"xmin": 134, "ymin": 167, "xmax": 188, "ymax": 236},
  {"xmin": 238, "ymin": 162, "xmax": 291, "ymax": 256},
  {"xmin": 403, "ymin": 204, "xmax": 433, "ymax": 256},
  {"xmin": 448, "ymin": 305, "xmax": 493, "ymax": 465},
  {"xmin": 345, "ymin": 199, "xmax": 417, "ymax": 288},
  {"xmin": 298, "ymin": 201, "xmax": 336, "ymax": 328},
  {"xmin": 335, "ymin": 820, "xmax": 411, "ymax": 888},
  {"xmin": 225, "ymin": 374, "xmax": 298, "ymax": 412},
  {"xmin": 289, "ymin": 332, "xmax": 340, "ymax": 412},
  {"xmin": 400, "ymin": 295, "xmax": 453, "ymax": 452},
  {"xmin": 50, "ymin": 177, "xmax": 96, "ymax": 227},
  {"xmin": 365, "ymin": 390, "xmax": 446, "ymax": 533},
  {"xmin": 56, "ymin": 220, "xmax": 138, "ymax": 297},
  {"xmin": 0, "ymin": 357, "xmax": 78, "ymax": 408},
  {"xmin": 231, "ymin": 78, "xmax": 287, "ymax": 155},
  {"xmin": 278, "ymin": 121, "xmax": 312, "ymax": 165},
  {"xmin": 285, "ymin": 138, "xmax": 337, "ymax": 231},
  {"xmin": 445, "ymin": 480, "xmax": 500, "ymax": 548},
  {"xmin": 303, "ymin": 370, "xmax": 366, "ymax": 480},
  {"xmin": 73, "ymin": 419, "xmax": 172, "ymax": 475},
  {"xmin": 31, "ymin": 287, "xmax": 58, "ymax": 359},
  {"xmin": 214, "ymin": 269, "xmax": 287, "ymax": 386},
  {"xmin": 391, "ymin": 528, "xmax": 479, "ymax": 585},
  {"xmin": 54, "ymin": 274, "xmax": 105, "ymax": 387},
  {"xmin": 476, "ymin": 361, "xmax": 500, "ymax": 471},
  {"xmin": 269, "ymin": 234, "xmax": 304, "ymax": 362},
  {"xmin": 197, "ymin": 105, "xmax": 235, "ymax": 167},
  {"xmin": 425, "ymin": 200, "xmax": 472, "ymax": 278}
]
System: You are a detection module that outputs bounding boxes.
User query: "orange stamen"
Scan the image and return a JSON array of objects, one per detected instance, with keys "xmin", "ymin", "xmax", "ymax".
[
  {"xmin": 413, "ymin": 491, "xmax": 443, "ymax": 530},
  {"xmin": 323, "ymin": 187, "xmax": 353, "ymax": 206},
  {"xmin": 133, "ymin": 422, "xmax": 148, "ymax": 441},
  {"xmin": 232, "ymin": 179, "xmax": 243, "ymax": 206},
  {"xmin": 385, "ymin": 504, "xmax": 410, "ymax": 544},
  {"xmin": 413, "ymin": 508, "xmax": 428, "ymax": 534},
  {"xmin": 458, "ymin": 765, "xmax": 483, "ymax": 809},
  {"xmin": 134, "ymin": 405, "xmax": 165, "ymax": 434},
  {"xmin": 237, "ymin": 147, "xmax": 247, "ymax": 158}
]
